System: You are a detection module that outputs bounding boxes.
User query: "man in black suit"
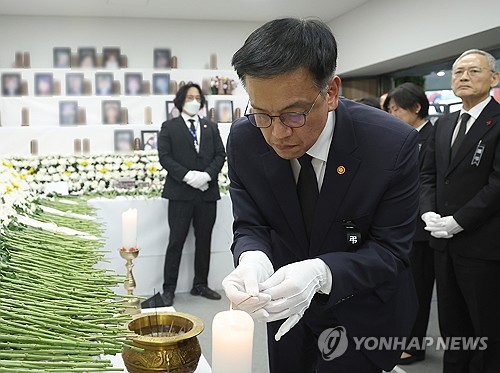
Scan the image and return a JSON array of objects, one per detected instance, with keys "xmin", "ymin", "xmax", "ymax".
[
  {"xmin": 420, "ymin": 49, "xmax": 500, "ymax": 372},
  {"xmin": 158, "ymin": 83, "xmax": 226, "ymax": 306},
  {"xmin": 384, "ymin": 83, "xmax": 435, "ymax": 364},
  {"xmin": 222, "ymin": 18, "xmax": 420, "ymax": 372}
]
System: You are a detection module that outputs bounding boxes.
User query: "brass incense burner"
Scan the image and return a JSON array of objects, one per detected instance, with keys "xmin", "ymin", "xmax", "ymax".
[{"xmin": 123, "ymin": 312, "xmax": 204, "ymax": 373}]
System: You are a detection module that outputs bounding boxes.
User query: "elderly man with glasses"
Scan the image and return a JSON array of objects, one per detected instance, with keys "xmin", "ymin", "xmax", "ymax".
[
  {"xmin": 421, "ymin": 49, "xmax": 500, "ymax": 373},
  {"xmin": 222, "ymin": 18, "xmax": 420, "ymax": 373}
]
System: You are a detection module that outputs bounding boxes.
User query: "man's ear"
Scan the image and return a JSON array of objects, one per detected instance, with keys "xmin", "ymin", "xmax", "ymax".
[{"xmin": 326, "ymin": 76, "xmax": 341, "ymax": 111}]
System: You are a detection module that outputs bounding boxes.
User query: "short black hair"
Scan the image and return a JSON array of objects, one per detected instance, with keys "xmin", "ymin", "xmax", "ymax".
[
  {"xmin": 232, "ymin": 18, "xmax": 337, "ymax": 91},
  {"xmin": 383, "ymin": 82, "xmax": 429, "ymax": 119},
  {"xmin": 173, "ymin": 83, "xmax": 206, "ymax": 111}
]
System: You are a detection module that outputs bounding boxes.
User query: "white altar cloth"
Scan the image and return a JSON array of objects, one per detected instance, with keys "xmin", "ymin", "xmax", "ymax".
[{"xmin": 89, "ymin": 195, "xmax": 235, "ymax": 295}]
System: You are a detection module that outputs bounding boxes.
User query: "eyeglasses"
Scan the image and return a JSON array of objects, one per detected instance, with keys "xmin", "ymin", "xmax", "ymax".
[
  {"xmin": 244, "ymin": 92, "xmax": 322, "ymax": 128},
  {"xmin": 451, "ymin": 67, "xmax": 494, "ymax": 78}
]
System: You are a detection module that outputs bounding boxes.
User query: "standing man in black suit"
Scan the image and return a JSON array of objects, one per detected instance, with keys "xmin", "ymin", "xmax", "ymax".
[
  {"xmin": 158, "ymin": 83, "xmax": 226, "ymax": 306},
  {"xmin": 384, "ymin": 83, "xmax": 435, "ymax": 365},
  {"xmin": 420, "ymin": 49, "xmax": 500, "ymax": 372},
  {"xmin": 222, "ymin": 18, "xmax": 420, "ymax": 372}
]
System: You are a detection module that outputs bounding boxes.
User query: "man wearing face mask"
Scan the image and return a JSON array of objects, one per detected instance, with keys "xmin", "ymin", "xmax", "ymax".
[{"xmin": 158, "ymin": 83, "xmax": 226, "ymax": 306}]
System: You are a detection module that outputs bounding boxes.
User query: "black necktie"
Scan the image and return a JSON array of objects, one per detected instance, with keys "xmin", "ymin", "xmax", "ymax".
[
  {"xmin": 188, "ymin": 119, "xmax": 198, "ymax": 145},
  {"xmin": 297, "ymin": 154, "xmax": 319, "ymax": 240},
  {"xmin": 451, "ymin": 113, "xmax": 471, "ymax": 160}
]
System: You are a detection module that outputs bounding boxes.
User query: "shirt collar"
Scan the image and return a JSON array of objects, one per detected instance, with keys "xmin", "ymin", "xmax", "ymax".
[
  {"xmin": 460, "ymin": 96, "xmax": 491, "ymax": 120},
  {"xmin": 181, "ymin": 112, "xmax": 199, "ymax": 124},
  {"xmin": 306, "ymin": 111, "xmax": 335, "ymax": 162}
]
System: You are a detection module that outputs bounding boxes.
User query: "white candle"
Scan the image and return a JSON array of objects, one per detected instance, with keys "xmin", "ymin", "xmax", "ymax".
[
  {"xmin": 121, "ymin": 208, "xmax": 137, "ymax": 249},
  {"xmin": 212, "ymin": 310, "xmax": 254, "ymax": 373}
]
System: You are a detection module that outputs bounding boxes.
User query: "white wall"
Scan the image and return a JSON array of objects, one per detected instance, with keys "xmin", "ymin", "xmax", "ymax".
[
  {"xmin": 331, "ymin": 0, "xmax": 500, "ymax": 76},
  {"xmin": 0, "ymin": 15, "xmax": 261, "ymax": 70}
]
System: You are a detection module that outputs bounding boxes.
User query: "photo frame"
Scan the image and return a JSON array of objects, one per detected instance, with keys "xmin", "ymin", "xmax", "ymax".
[
  {"xmin": 78, "ymin": 47, "xmax": 97, "ymax": 68},
  {"xmin": 95, "ymin": 73, "xmax": 113, "ymax": 96},
  {"xmin": 141, "ymin": 130, "xmax": 159, "ymax": 150},
  {"xmin": 65, "ymin": 73, "xmax": 84, "ymax": 96},
  {"xmin": 59, "ymin": 101, "xmax": 78, "ymax": 125},
  {"xmin": 154, "ymin": 48, "xmax": 171, "ymax": 69},
  {"xmin": 35, "ymin": 73, "xmax": 54, "ymax": 96},
  {"xmin": 124, "ymin": 73, "xmax": 143, "ymax": 95},
  {"xmin": 114, "ymin": 129, "xmax": 134, "ymax": 152},
  {"xmin": 152, "ymin": 73, "xmax": 170, "ymax": 95},
  {"xmin": 103, "ymin": 47, "xmax": 121, "ymax": 69},
  {"xmin": 53, "ymin": 47, "xmax": 71, "ymax": 68},
  {"xmin": 215, "ymin": 100, "xmax": 234, "ymax": 123},
  {"xmin": 102, "ymin": 100, "xmax": 122, "ymax": 124},
  {"xmin": 1, "ymin": 73, "xmax": 21, "ymax": 96},
  {"xmin": 166, "ymin": 101, "xmax": 180, "ymax": 120}
]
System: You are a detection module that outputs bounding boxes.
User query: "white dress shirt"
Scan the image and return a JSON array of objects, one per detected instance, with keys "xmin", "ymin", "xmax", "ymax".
[
  {"xmin": 181, "ymin": 112, "xmax": 201, "ymax": 152},
  {"xmin": 451, "ymin": 96, "xmax": 491, "ymax": 146},
  {"xmin": 291, "ymin": 111, "xmax": 336, "ymax": 190}
]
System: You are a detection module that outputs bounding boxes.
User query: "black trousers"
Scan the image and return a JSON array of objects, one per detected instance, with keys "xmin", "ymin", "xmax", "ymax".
[
  {"xmin": 434, "ymin": 248, "xmax": 500, "ymax": 373},
  {"xmin": 163, "ymin": 197, "xmax": 216, "ymax": 292},
  {"xmin": 406, "ymin": 240, "xmax": 435, "ymax": 357}
]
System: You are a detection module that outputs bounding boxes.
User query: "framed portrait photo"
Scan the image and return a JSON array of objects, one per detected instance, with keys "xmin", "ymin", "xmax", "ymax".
[
  {"xmin": 166, "ymin": 101, "xmax": 180, "ymax": 120},
  {"xmin": 65, "ymin": 73, "xmax": 84, "ymax": 96},
  {"xmin": 141, "ymin": 130, "xmax": 159, "ymax": 151},
  {"xmin": 102, "ymin": 100, "xmax": 122, "ymax": 124},
  {"xmin": 154, "ymin": 48, "xmax": 171, "ymax": 69},
  {"xmin": 78, "ymin": 47, "xmax": 97, "ymax": 68},
  {"xmin": 152, "ymin": 73, "xmax": 170, "ymax": 95},
  {"xmin": 59, "ymin": 101, "xmax": 78, "ymax": 125},
  {"xmin": 125, "ymin": 73, "xmax": 143, "ymax": 95},
  {"xmin": 114, "ymin": 129, "xmax": 134, "ymax": 152},
  {"xmin": 1, "ymin": 73, "xmax": 21, "ymax": 96},
  {"xmin": 215, "ymin": 100, "xmax": 234, "ymax": 123},
  {"xmin": 95, "ymin": 72, "xmax": 113, "ymax": 96},
  {"xmin": 103, "ymin": 47, "xmax": 121, "ymax": 69},
  {"xmin": 35, "ymin": 73, "xmax": 54, "ymax": 96},
  {"xmin": 53, "ymin": 47, "xmax": 71, "ymax": 68}
]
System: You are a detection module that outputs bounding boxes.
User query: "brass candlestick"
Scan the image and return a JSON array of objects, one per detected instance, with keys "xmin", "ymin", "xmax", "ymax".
[{"xmin": 119, "ymin": 248, "xmax": 141, "ymax": 314}]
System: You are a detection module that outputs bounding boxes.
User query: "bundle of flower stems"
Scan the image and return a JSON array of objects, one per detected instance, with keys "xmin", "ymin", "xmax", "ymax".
[{"xmin": 0, "ymin": 197, "xmax": 135, "ymax": 372}]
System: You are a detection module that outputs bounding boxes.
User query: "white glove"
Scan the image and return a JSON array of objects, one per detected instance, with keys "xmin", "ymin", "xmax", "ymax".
[
  {"xmin": 184, "ymin": 171, "xmax": 211, "ymax": 190},
  {"xmin": 421, "ymin": 211, "xmax": 441, "ymax": 225},
  {"xmin": 259, "ymin": 258, "xmax": 332, "ymax": 341},
  {"xmin": 424, "ymin": 215, "xmax": 463, "ymax": 239},
  {"xmin": 222, "ymin": 251, "xmax": 274, "ymax": 315}
]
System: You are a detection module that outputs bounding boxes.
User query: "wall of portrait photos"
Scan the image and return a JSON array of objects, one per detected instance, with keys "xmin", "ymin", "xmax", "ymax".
[
  {"xmin": 0, "ymin": 57, "xmax": 248, "ymax": 156},
  {"xmin": 0, "ymin": 14, "xmax": 259, "ymax": 156}
]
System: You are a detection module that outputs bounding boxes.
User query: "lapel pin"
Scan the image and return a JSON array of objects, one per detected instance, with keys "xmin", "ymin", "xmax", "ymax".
[
  {"xmin": 486, "ymin": 121, "xmax": 492, "ymax": 126},
  {"xmin": 337, "ymin": 165, "xmax": 346, "ymax": 175},
  {"xmin": 203, "ymin": 124, "xmax": 207, "ymax": 128}
]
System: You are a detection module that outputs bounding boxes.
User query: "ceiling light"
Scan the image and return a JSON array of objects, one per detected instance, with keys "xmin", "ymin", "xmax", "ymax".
[{"xmin": 436, "ymin": 71, "xmax": 445, "ymax": 77}]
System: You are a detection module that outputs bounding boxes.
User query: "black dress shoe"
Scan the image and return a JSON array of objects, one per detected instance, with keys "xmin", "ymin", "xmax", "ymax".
[
  {"xmin": 161, "ymin": 291, "xmax": 174, "ymax": 307},
  {"xmin": 190, "ymin": 285, "xmax": 221, "ymax": 300},
  {"xmin": 398, "ymin": 353, "xmax": 425, "ymax": 365}
]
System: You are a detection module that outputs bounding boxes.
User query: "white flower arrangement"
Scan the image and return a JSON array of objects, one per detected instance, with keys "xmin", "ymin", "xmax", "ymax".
[{"xmin": 1, "ymin": 150, "xmax": 229, "ymax": 197}]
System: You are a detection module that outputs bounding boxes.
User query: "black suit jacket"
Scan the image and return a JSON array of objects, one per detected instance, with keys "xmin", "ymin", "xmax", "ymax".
[
  {"xmin": 414, "ymin": 121, "xmax": 434, "ymax": 242},
  {"xmin": 420, "ymin": 98, "xmax": 500, "ymax": 259},
  {"xmin": 158, "ymin": 116, "xmax": 226, "ymax": 201},
  {"xmin": 228, "ymin": 99, "xmax": 420, "ymax": 370}
]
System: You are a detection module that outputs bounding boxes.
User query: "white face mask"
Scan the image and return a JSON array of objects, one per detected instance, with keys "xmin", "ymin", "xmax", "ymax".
[{"xmin": 183, "ymin": 100, "xmax": 201, "ymax": 116}]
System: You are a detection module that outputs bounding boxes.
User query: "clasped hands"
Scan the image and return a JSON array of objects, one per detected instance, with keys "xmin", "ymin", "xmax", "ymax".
[
  {"xmin": 222, "ymin": 251, "xmax": 332, "ymax": 341},
  {"xmin": 422, "ymin": 211, "xmax": 463, "ymax": 239},
  {"xmin": 183, "ymin": 170, "xmax": 211, "ymax": 191}
]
